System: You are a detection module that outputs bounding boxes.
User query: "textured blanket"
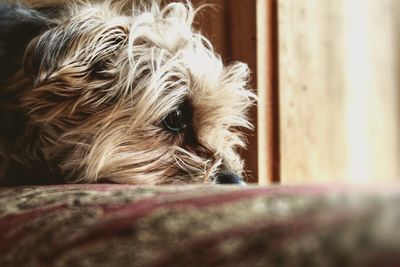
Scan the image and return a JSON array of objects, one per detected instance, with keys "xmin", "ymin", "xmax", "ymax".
[{"xmin": 1, "ymin": 184, "xmax": 400, "ymax": 267}]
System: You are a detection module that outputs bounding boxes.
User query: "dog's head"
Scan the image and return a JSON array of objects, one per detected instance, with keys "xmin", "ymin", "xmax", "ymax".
[{"xmin": 3, "ymin": 1, "xmax": 255, "ymax": 185}]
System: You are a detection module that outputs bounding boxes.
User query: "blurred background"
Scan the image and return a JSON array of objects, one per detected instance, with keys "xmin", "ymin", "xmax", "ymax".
[{"xmin": 191, "ymin": 0, "xmax": 400, "ymax": 185}]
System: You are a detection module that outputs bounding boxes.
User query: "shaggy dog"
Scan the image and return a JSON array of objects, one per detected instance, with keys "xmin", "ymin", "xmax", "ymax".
[{"xmin": 0, "ymin": 0, "xmax": 255, "ymax": 185}]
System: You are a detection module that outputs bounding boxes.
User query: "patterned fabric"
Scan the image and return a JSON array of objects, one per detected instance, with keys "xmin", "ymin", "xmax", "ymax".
[{"xmin": 1, "ymin": 184, "xmax": 400, "ymax": 267}]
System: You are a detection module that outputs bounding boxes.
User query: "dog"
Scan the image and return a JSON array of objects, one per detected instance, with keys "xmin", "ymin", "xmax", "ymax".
[{"xmin": 0, "ymin": 0, "xmax": 255, "ymax": 186}]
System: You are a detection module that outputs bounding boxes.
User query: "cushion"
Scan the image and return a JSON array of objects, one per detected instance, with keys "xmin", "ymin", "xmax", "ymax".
[{"xmin": 1, "ymin": 184, "xmax": 399, "ymax": 266}]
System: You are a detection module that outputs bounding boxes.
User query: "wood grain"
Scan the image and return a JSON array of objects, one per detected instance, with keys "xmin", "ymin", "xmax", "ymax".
[
  {"xmin": 256, "ymin": 0, "xmax": 280, "ymax": 185},
  {"xmin": 278, "ymin": 0, "xmax": 400, "ymax": 183}
]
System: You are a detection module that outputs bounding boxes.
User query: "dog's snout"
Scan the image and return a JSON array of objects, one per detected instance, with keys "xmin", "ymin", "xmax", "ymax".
[{"xmin": 214, "ymin": 171, "xmax": 246, "ymax": 185}]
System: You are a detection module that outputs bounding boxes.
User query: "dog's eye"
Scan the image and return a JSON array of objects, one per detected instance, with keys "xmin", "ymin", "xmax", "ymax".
[{"xmin": 163, "ymin": 107, "xmax": 187, "ymax": 133}]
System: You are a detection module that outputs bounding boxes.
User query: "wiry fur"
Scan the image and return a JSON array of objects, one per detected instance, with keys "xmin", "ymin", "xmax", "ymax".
[{"xmin": 0, "ymin": 0, "xmax": 255, "ymax": 185}]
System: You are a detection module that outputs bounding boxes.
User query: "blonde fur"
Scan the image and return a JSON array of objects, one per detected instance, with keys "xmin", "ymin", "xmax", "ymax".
[{"xmin": 0, "ymin": 0, "xmax": 255, "ymax": 185}]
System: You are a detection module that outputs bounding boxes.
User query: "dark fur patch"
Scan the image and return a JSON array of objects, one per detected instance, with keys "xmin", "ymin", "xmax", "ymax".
[{"xmin": 0, "ymin": 5, "xmax": 50, "ymax": 80}]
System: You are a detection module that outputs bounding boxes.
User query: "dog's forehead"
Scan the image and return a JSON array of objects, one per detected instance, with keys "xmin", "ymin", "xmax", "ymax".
[
  {"xmin": 33, "ymin": 2, "xmax": 250, "ymax": 111},
  {"xmin": 66, "ymin": 2, "xmax": 225, "ymax": 75},
  {"xmin": 180, "ymin": 45, "xmax": 224, "ymax": 82}
]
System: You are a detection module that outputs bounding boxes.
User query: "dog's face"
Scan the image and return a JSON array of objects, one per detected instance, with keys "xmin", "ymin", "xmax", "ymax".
[{"xmin": 2, "ymin": 1, "xmax": 255, "ymax": 185}]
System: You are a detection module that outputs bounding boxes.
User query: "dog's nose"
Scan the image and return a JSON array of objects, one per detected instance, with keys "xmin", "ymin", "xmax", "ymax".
[{"xmin": 214, "ymin": 171, "xmax": 246, "ymax": 185}]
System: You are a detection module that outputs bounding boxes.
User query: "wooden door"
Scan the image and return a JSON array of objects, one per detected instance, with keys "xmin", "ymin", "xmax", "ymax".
[{"xmin": 277, "ymin": 0, "xmax": 400, "ymax": 183}]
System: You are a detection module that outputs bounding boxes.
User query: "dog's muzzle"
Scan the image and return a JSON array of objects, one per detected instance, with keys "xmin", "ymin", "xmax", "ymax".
[{"xmin": 213, "ymin": 170, "xmax": 246, "ymax": 185}]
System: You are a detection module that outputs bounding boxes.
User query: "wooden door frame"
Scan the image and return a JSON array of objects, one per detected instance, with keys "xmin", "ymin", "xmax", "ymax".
[{"xmin": 257, "ymin": 0, "xmax": 280, "ymax": 184}]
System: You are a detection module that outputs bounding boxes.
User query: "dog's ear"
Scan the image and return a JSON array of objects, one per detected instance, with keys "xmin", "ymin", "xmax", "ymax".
[{"xmin": 0, "ymin": 4, "xmax": 54, "ymax": 79}]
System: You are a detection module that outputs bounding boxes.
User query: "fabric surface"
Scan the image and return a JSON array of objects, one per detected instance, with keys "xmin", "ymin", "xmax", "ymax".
[{"xmin": 0, "ymin": 184, "xmax": 400, "ymax": 267}]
